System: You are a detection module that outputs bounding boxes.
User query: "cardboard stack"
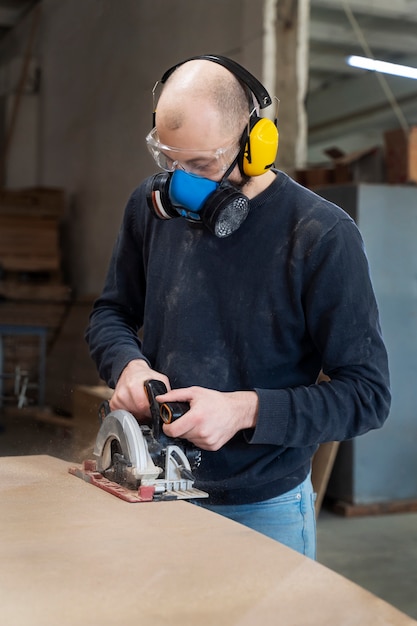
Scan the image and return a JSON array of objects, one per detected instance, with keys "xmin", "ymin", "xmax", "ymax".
[
  {"xmin": 296, "ymin": 126, "xmax": 417, "ymax": 190},
  {"xmin": 295, "ymin": 146, "xmax": 385, "ymax": 189},
  {"xmin": 384, "ymin": 126, "xmax": 417, "ymax": 185}
]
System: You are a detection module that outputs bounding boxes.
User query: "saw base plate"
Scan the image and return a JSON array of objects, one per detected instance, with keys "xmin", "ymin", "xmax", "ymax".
[{"xmin": 69, "ymin": 460, "xmax": 208, "ymax": 503}]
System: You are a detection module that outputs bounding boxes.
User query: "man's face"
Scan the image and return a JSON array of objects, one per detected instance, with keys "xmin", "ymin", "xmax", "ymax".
[{"xmin": 153, "ymin": 107, "xmax": 245, "ymax": 185}]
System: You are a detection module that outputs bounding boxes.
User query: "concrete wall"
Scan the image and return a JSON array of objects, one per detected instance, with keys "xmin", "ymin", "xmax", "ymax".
[
  {"xmin": 0, "ymin": 6, "xmax": 42, "ymax": 188},
  {"xmin": 39, "ymin": 0, "xmax": 264, "ymax": 295},
  {"xmin": 1, "ymin": 1, "xmax": 307, "ymax": 296}
]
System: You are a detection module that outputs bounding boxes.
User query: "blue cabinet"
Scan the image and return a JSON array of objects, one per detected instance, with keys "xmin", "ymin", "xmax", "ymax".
[{"xmin": 316, "ymin": 184, "xmax": 417, "ymax": 505}]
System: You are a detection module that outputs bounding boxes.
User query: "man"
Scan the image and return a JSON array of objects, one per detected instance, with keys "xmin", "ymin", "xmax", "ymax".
[{"xmin": 85, "ymin": 55, "xmax": 390, "ymax": 559}]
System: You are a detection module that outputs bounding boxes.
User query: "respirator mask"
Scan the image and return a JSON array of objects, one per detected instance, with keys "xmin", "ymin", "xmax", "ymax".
[
  {"xmin": 145, "ymin": 54, "xmax": 279, "ymax": 238},
  {"xmin": 145, "ymin": 129, "xmax": 250, "ymax": 238}
]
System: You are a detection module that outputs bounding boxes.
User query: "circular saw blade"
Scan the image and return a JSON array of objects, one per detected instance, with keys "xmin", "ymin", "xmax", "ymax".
[{"xmin": 93, "ymin": 410, "xmax": 155, "ymax": 479}]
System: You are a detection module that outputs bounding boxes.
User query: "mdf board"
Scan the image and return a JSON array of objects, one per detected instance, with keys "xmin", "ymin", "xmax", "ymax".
[
  {"xmin": 316, "ymin": 184, "xmax": 417, "ymax": 506},
  {"xmin": 312, "ymin": 441, "xmax": 340, "ymax": 514},
  {"xmin": 0, "ymin": 455, "xmax": 415, "ymax": 626}
]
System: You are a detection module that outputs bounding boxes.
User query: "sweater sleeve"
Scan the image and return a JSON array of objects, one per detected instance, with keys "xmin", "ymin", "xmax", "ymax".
[
  {"xmin": 85, "ymin": 190, "xmax": 149, "ymax": 388},
  {"xmin": 251, "ymin": 217, "xmax": 391, "ymax": 447}
]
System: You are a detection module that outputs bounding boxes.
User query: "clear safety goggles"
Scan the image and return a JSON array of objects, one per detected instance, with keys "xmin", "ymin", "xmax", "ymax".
[{"xmin": 146, "ymin": 127, "xmax": 240, "ymax": 179}]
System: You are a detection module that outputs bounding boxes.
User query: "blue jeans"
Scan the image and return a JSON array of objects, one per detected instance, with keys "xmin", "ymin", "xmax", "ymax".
[{"xmin": 192, "ymin": 473, "xmax": 317, "ymax": 559}]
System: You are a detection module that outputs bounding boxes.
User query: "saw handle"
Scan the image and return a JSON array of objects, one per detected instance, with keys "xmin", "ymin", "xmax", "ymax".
[
  {"xmin": 160, "ymin": 401, "xmax": 190, "ymax": 424},
  {"xmin": 144, "ymin": 379, "xmax": 201, "ymax": 471},
  {"xmin": 144, "ymin": 380, "xmax": 190, "ymax": 438}
]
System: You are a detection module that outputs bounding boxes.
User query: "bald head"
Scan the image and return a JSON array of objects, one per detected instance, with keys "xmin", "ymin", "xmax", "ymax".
[{"xmin": 155, "ymin": 59, "xmax": 252, "ymax": 142}]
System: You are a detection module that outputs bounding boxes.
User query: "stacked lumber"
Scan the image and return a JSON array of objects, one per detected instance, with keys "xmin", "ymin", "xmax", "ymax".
[
  {"xmin": 0, "ymin": 186, "xmax": 65, "ymax": 216},
  {"xmin": 0, "ymin": 214, "xmax": 60, "ymax": 272},
  {"xmin": 0, "ymin": 187, "xmax": 65, "ymax": 278},
  {"xmin": 0, "ymin": 187, "xmax": 71, "ymax": 405}
]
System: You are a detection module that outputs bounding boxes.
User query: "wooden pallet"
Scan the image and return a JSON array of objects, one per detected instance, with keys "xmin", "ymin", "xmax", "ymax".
[{"xmin": 328, "ymin": 497, "xmax": 417, "ymax": 517}]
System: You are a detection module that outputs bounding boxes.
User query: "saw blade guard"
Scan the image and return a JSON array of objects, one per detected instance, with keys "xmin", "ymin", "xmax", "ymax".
[{"xmin": 93, "ymin": 410, "xmax": 160, "ymax": 482}]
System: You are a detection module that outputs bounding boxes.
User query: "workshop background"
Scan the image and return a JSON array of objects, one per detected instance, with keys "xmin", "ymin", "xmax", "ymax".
[{"xmin": 0, "ymin": 0, "xmax": 416, "ymax": 620}]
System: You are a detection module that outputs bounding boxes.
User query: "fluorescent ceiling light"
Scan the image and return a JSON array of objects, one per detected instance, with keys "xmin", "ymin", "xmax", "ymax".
[{"xmin": 347, "ymin": 55, "xmax": 417, "ymax": 80}]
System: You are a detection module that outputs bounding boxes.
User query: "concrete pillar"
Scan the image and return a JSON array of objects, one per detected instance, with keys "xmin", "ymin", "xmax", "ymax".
[{"xmin": 262, "ymin": 0, "xmax": 310, "ymax": 174}]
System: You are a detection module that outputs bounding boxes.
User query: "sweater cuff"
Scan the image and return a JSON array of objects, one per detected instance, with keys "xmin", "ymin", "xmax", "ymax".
[
  {"xmin": 246, "ymin": 388, "xmax": 290, "ymax": 445},
  {"xmin": 110, "ymin": 349, "xmax": 150, "ymax": 388}
]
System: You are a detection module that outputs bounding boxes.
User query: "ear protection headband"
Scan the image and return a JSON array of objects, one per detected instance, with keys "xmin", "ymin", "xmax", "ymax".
[
  {"xmin": 146, "ymin": 54, "xmax": 279, "ymax": 238},
  {"xmin": 157, "ymin": 54, "xmax": 279, "ymax": 177}
]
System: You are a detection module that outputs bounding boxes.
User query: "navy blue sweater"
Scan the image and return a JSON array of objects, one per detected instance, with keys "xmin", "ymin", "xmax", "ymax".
[{"xmin": 86, "ymin": 171, "xmax": 391, "ymax": 504}]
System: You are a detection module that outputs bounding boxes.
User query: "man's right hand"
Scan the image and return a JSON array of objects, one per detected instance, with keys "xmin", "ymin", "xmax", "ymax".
[{"xmin": 109, "ymin": 359, "xmax": 170, "ymax": 420}]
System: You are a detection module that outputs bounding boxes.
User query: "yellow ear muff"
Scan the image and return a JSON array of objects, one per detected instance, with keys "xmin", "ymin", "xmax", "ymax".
[{"xmin": 242, "ymin": 117, "xmax": 279, "ymax": 177}]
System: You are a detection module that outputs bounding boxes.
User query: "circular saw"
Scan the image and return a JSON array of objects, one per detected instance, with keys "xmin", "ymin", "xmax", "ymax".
[{"xmin": 69, "ymin": 379, "xmax": 208, "ymax": 502}]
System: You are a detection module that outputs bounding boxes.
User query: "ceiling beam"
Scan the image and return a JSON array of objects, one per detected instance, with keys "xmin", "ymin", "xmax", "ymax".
[
  {"xmin": 309, "ymin": 51, "xmax": 359, "ymax": 75},
  {"xmin": 310, "ymin": 0, "xmax": 417, "ymax": 21},
  {"xmin": 310, "ymin": 19, "xmax": 417, "ymax": 56},
  {"xmin": 307, "ymin": 67, "xmax": 417, "ymax": 145},
  {"xmin": 308, "ymin": 69, "xmax": 417, "ymax": 128}
]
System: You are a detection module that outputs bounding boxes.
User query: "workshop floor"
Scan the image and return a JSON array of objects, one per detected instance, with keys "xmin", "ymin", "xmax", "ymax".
[
  {"xmin": 317, "ymin": 509, "xmax": 417, "ymax": 620},
  {"xmin": 1, "ymin": 410, "xmax": 416, "ymax": 622}
]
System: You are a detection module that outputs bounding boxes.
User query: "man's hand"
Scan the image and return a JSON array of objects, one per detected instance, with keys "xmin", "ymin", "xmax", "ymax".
[
  {"xmin": 156, "ymin": 386, "xmax": 258, "ymax": 451},
  {"xmin": 110, "ymin": 359, "xmax": 170, "ymax": 419}
]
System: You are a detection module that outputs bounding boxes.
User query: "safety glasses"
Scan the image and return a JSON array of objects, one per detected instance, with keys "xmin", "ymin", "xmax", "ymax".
[{"xmin": 146, "ymin": 127, "xmax": 240, "ymax": 179}]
